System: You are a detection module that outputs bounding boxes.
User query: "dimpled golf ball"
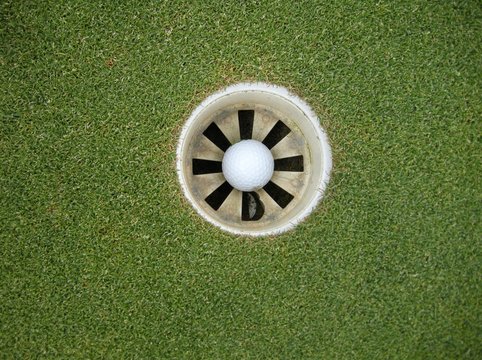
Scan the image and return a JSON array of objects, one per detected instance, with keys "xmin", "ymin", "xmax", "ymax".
[{"xmin": 222, "ymin": 140, "xmax": 274, "ymax": 192}]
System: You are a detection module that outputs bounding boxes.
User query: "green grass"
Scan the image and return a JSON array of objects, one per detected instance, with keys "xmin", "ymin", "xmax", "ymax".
[{"xmin": 1, "ymin": 0, "xmax": 480, "ymax": 358}]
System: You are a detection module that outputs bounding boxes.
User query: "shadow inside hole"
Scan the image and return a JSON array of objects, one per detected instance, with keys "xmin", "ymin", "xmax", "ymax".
[{"xmin": 242, "ymin": 192, "xmax": 264, "ymax": 221}]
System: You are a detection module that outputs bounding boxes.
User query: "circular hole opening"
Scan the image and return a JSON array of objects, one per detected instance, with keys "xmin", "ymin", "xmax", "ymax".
[{"xmin": 177, "ymin": 83, "xmax": 332, "ymax": 236}]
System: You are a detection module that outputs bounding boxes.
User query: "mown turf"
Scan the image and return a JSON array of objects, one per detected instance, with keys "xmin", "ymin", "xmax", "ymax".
[{"xmin": 1, "ymin": 0, "xmax": 480, "ymax": 358}]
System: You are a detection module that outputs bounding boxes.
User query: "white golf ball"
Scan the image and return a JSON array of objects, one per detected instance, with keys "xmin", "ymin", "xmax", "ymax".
[{"xmin": 222, "ymin": 140, "xmax": 274, "ymax": 192}]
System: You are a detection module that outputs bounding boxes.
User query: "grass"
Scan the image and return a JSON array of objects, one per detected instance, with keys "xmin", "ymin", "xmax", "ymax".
[{"xmin": 1, "ymin": 0, "xmax": 480, "ymax": 358}]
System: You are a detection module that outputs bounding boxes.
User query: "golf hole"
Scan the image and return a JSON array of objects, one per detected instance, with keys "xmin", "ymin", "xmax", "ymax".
[{"xmin": 177, "ymin": 83, "xmax": 332, "ymax": 236}]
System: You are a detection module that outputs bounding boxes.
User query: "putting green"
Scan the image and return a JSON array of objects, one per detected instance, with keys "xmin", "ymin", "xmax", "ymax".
[{"xmin": 1, "ymin": 1, "xmax": 480, "ymax": 358}]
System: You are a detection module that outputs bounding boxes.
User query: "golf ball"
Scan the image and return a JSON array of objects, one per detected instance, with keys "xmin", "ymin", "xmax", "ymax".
[{"xmin": 222, "ymin": 140, "xmax": 274, "ymax": 192}]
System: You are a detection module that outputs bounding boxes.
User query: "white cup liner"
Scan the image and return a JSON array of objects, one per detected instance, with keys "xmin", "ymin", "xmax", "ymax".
[{"xmin": 176, "ymin": 82, "xmax": 332, "ymax": 236}]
